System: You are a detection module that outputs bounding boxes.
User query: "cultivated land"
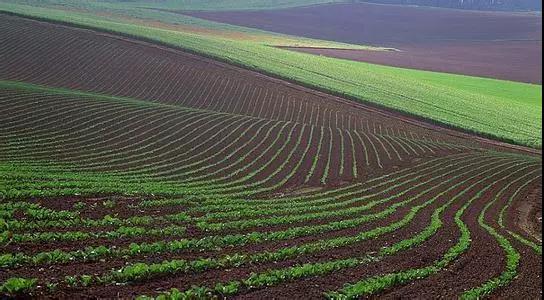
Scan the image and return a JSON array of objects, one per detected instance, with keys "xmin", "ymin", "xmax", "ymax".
[
  {"xmin": 185, "ymin": 2, "xmax": 543, "ymax": 84},
  {"xmin": 0, "ymin": 2, "xmax": 541, "ymax": 148},
  {"xmin": 0, "ymin": 13, "xmax": 542, "ymax": 299}
]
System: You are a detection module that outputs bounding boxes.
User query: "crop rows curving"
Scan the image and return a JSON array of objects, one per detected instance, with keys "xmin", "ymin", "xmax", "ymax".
[{"xmin": 0, "ymin": 14, "xmax": 541, "ymax": 299}]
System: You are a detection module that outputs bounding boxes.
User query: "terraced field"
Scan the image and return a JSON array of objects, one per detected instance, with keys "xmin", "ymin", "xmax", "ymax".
[{"xmin": 0, "ymin": 14, "xmax": 542, "ymax": 299}]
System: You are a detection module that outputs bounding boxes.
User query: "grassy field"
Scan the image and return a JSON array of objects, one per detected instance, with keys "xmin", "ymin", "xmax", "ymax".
[
  {"xmin": 1, "ymin": 0, "xmax": 346, "ymax": 11},
  {"xmin": 0, "ymin": 1, "xmax": 541, "ymax": 148}
]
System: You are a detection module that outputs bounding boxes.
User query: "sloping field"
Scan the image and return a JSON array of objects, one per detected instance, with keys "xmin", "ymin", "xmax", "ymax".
[
  {"xmin": 0, "ymin": 15, "xmax": 485, "ymax": 188},
  {"xmin": 185, "ymin": 2, "xmax": 543, "ymax": 83},
  {"xmin": 0, "ymin": 4, "xmax": 541, "ymax": 148},
  {"xmin": 0, "ymin": 14, "xmax": 542, "ymax": 299}
]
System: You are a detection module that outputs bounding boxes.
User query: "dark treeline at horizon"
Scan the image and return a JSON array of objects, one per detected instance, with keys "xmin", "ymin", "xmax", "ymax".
[{"xmin": 355, "ymin": 0, "xmax": 541, "ymax": 11}]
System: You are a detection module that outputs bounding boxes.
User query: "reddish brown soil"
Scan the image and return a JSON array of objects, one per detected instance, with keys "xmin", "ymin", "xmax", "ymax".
[
  {"xmin": 282, "ymin": 40, "xmax": 542, "ymax": 83},
  {"xmin": 184, "ymin": 2, "xmax": 542, "ymax": 83},
  {"xmin": 0, "ymin": 157, "xmax": 523, "ymax": 298},
  {"xmin": 235, "ymin": 163, "xmax": 540, "ymax": 299},
  {"xmin": 507, "ymin": 181, "xmax": 543, "ymax": 242},
  {"xmin": 521, "ymin": 183, "xmax": 543, "ymax": 238}
]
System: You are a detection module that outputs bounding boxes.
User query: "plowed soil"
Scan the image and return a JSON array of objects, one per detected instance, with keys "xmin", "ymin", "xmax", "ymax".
[
  {"xmin": 184, "ymin": 2, "xmax": 542, "ymax": 83},
  {"xmin": 0, "ymin": 13, "xmax": 541, "ymax": 299}
]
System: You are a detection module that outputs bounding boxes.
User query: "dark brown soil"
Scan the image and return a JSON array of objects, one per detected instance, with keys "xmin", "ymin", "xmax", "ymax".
[
  {"xmin": 0, "ymin": 12, "xmax": 542, "ymax": 300},
  {"xmin": 282, "ymin": 40, "xmax": 542, "ymax": 83},
  {"xmin": 504, "ymin": 180, "xmax": 543, "ymax": 243},
  {"xmin": 4, "ymin": 155, "xmax": 506, "ymax": 298},
  {"xmin": 234, "ymin": 163, "xmax": 539, "ymax": 299},
  {"xmin": 184, "ymin": 2, "xmax": 542, "ymax": 83}
]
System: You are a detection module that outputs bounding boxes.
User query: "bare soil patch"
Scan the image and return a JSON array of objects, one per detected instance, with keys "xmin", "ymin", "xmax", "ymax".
[
  {"xmin": 184, "ymin": 2, "xmax": 542, "ymax": 83},
  {"xmin": 282, "ymin": 40, "xmax": 542, "ymax": 83}
]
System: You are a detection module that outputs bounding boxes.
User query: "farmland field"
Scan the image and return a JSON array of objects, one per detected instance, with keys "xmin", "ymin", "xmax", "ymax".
[
  {"xmin": 185, "ymin": 2, "xmax": 543, "ymax": 84},
  {"xmin": 0, "ymin": 2, "xmax": 542, "ymax": 148},
  {"xmin": 0, "ymin": 10, "xmax": 542, "ymax": 299}
]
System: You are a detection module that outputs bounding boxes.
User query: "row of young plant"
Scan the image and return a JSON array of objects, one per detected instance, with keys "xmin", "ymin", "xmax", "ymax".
[
  {"xmin": 4, "ymin": 97, "xmax": 228, "ymax": 166},
  {"xmin": 234, "ymin": 127, "xmax": 325, "ymax": 196},
  {"xmin": 459, "ymin": 171, "xmax": 541, "ymax": 299},
  {"xmin": 0, "ymin": 92, "xmax": 129, "ymax": 141},
  {"xmin": 24, "ymin": 99, "xmax": 211, "ymax": 164},
  {"xmin": 191, "ymin": 154, "xmax": 483, "ymax": 223},
  {"xmin": 376, "ymin": 132, "xmax": 401, "ymax": 161},
  {"xmin": 2, "ymin": 161, "xmax": 531, "ymax": 298},
  {"xmin": 0, "ymin": 162, "xmax": 210, "ymax": 201},
  {"xmin": 132, "ymin": 160, "xmax": 531, "ymax": 299},
  {"xmin": 0, "ymin": 84, "xmax": 438, "ymax": 190},
  {"xmin": 5, "ymin": 101, "xmax": 215, "ymax": 162},
  {"xmin": 182, "ymin": 154, "xmax": 474, "ymax": 210},
  {"xmin": 170, "ymin": 122, "xmax": 301, "ymax": 188},
  {"xmin": 204, "ymin": 154, "xmax": 474, "ymax": 210},
  {"xmin": 1, "ymin": 224, "xmax": 186, "ymax": 245},
  {"xmin": 386, "ymin": 134, "xmax": 427, "ymax": 155},
  {"xmin": 0, "ymin": 156, "xmax": 495, "ymax": 268},
  {"xmin": 497, "ymin": 178, "xmax": 543, "ymax": 255},
  {"xmin": 387, "ymin": 131, "xmax": 438, "ymax": 157},
  {"xmin": 134, "ymin": 154, "xmax": 449, "ymax": 212},
  {"xmin": 1, "ymin": 85, "xmax": 268, "ymax": 179},
  {"xmin": 0, "ymin": 157, "xmax": 490, "ymax": 267},
  {"xmin": 2, "ymin": 91, "xmax": 466, "ymax": 196},
  {"xmin": 109, "ymin": 117, "xmax": 291, "ymax": 187},
  {"xmin": 200, "ymin": 123, "xmax": 308, "ymax": 192},
  {"xmin": 355, "ymin": 130, "xmax": 384, "ymax": 168},
  {"xmin": 1, "ymin": 155, "xmax": 496, "ymax": 241},
  {"xmin": 399, "ymin": 133, "xmax": 435, "ymax": 154},
  {"xmin": 0, "ymin": 154, "xmax": 497, "ymax": 207},
  {"xmin": 399, "ymin": 134, "xmax": 433, "ymax": 155},
  {"xmin": 2, "ymin": 204, "xmax": 191, "ymax": 232},
  {"xmin": 129, "ymin": 156, "xmax": 492, "ymax": 243},
  {"xmin": 0, "ymin": 157, "xmax": 510, "ymax": 297},
  {"xmin": 0, "ymin": 277, "xmax": 37, "ymax": 296},
  {"xmin": 0, "ymin": 91, "xmax": 169, "ymax": 155},
  {"xmin": 95, "ymin": 116, "xmax": 263, "ymax": 174},
  {"xmin": 1, "ymin": 99, "xmax": 151, "ymax": 153},
  {"xmin": 0, "ymin": 201, "xmax": 40, "ymax": 218},
  {"xmin": 324, "ymin": 163, "xmax": 538, "ymax": 299},
  {"xmin": 132, "ymin": 120, "xmax": 288, "ymax": 182},
  {"xmin": 79, "ymin": 112, "xmax": 243, "ymax": 170},
  {"xmin": 2, "ymin": 115, "xmax": 264, "ymax": 188},
  {"xmin": 195, "ymin": 156, "xmax": 507, "ymax": 231},
  {"xmin": 57, "ymin": 158, "xmax": 518, "ymax": 290},
  {"xmin": 0, "ymin": 84, "xmax": 278, "ymax": 173},
  {"xmin": 222, "ymin": 127, "xmax": 387, "ymax": 197}
]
